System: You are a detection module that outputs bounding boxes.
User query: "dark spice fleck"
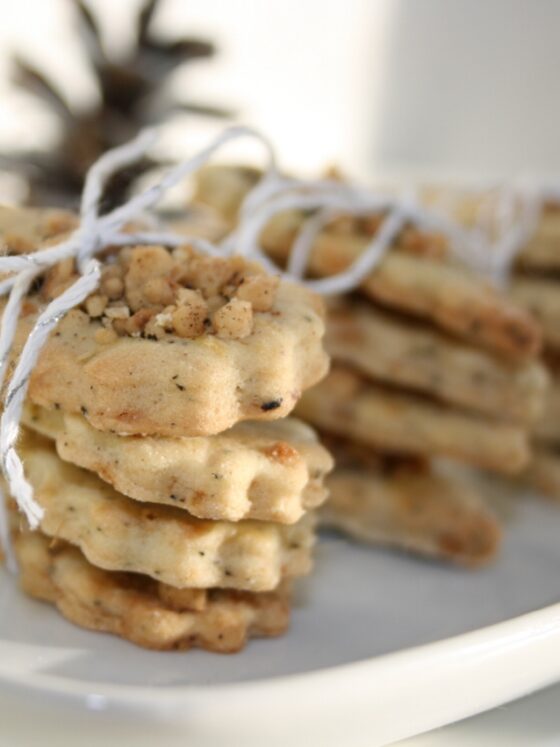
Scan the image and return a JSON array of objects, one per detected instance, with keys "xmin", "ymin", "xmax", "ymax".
[
  {"xmin": 81, "ymin": 406, "xmax": 88, "ymax": 415},
  {"xmin": 175, "ymin": 383, "xmax": 185, "ymax": 391},
  {"xmin": 261, "ymin": 398, "xmax": 283, "ymax": 412}
]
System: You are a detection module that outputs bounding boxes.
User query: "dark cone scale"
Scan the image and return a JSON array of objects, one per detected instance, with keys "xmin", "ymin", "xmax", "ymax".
[{"xmin": 2, "ymin": 0, "xmax": 229, "ymax": 211}]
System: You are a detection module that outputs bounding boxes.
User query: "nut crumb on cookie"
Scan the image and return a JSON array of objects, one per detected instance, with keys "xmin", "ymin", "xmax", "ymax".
[
  {"xmin": 213, "ymin": 298, "xmax": 253, "ymax": 339},
  {"xmin": 79, "ymin": 245, "xmax": 279, "ymax": 342}
]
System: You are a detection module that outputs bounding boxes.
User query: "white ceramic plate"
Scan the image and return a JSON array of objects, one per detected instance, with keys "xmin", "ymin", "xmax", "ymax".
[{"xmin": 2, "ymin": 491, "xmax": 560, "ymax": 747}]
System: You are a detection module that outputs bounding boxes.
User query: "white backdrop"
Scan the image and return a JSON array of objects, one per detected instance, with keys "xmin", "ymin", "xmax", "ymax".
[{"xmin": 0, "ymin": 0, "xmax": 558, "ymax": 190}]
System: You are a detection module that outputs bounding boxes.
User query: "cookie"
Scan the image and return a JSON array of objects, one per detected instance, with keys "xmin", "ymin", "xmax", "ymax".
[
  {"xmin": 195, "ymin": 165, "xmax": 261, "ymax": 224},
  {"xmin": 194, "ymin": 167, "xmax": 541, "ymax": 361},
  {"xmin": 321, "ymin": 467, "xmax": 501, "ymax": 567},
  {"xmin": 22, "ymin": 404, "xmax": 332, "ymax": 523},
  {"xmin": 510, "ymin": 277, "xmax": 560, "ymax": 351},
  {"xmin": 326, "ymin": 300, "xmax": 547, "ymax": 423},
  {"xmin": 522, "ymin": 447, "xmax": 560, "ymax": 501},
  {"xmin": 18, "ymin": 431, "xmax": 315, "ymax": 591},
  {"xmin": 9, "ymin": 243, "xmax": 329, "ymax": 437},
  {"xmin": 14, "ymin": 530, "xmax": 290, "ymax": 652},
  {"xmin": 0, "ymin": 205, "xmax": 77, "ymax": 254},
  {"xmin": 533, "ymin": 371, "xmax": 560, "ymax": 445},
  {"xmin": 263, "ymin": 230, "xmax": 541, "ymax": 363},
  {"xmin": 516, "ymin": 207, "xmax": 560, "ymax": 272},
  {"xmin": 296, "ymin": 367, "xmax": 531, "ymax": 474}
]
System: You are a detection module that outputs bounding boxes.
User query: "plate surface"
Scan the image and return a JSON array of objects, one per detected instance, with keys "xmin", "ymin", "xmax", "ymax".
[{"xmin": 2, "ymin": 491, "xmax": 560, "ymax": 746}]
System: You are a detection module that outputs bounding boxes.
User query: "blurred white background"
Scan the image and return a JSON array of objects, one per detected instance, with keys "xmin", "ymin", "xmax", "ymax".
[
  {"xmin": 0, "ymin": 0, "xmax": 558, "ymax": 190},
  {"xmin": 0, "ymin": 0, "xmax": 389, "ymax": 188}
]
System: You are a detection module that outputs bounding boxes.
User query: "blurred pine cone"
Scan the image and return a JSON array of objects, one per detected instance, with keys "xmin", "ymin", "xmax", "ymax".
[{"xmin": 1, "ymin": 0, "xmax": 229, "ymax": 211}]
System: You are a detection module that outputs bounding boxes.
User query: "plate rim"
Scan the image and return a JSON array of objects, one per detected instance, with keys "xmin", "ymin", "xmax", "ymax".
[{"xmin": 2, "ymin": 599, "xmax": 560, "ymax": 743}]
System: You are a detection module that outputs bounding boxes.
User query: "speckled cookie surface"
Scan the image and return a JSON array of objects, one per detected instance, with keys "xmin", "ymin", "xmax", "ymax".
[
  {"xmin": 14, "ymin": 529, "xmax": 290, "ymax": 652},
  {"xmin": 23, "ymin": 404, "xmax": 332, "ymax": 523},
  {"xmin": 322, "ymin": 467, "xmax": 501, "ymax": 567},
  {"xmin": 7, "ymin": 241, "xmax": 328, "ymax": 437},
  {"xmin": 18, "ymin": 432, "xmax": 316, "ymax": 592},
  {"xmin": 297, "ymin": 367, "xmax": 531, "ymax": 474},
  {"xmin": 326, "ymin": 299, "xmax": 547, "ymax": 424}
]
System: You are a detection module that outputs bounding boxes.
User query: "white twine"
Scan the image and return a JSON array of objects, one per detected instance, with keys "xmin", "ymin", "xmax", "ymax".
[
  {"xmin": 0, "ymin": 122, "xmax": 483, "ymax": 570},
  {"xmin": 0, "ymin": 124, "xmax": 280, "ymax": 554},
  {"xmin": 427, "ymin": 181, "xmax": 544, "ymax": 286},
  {"xmin": 228, "ymin": 173, "xmax": 477, "ymax": 294}
]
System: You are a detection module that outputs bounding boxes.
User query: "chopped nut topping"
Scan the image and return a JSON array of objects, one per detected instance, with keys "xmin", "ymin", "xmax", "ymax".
[
  {"xmin": 102, "ymin": 275, "xmax": 124, "ymax": 301},
  {"xmin": 213, "ymin": 298, "xmax": 253, "ymax": 339},
  {"xmin": 124, "ymin": 307, "xmax": 159, "ymax": 336},
  {"xmin": 141, "ymin": 276, "xmax": 175, "ymax": 306},
  {"xmin": 104, "ymin": 306, "xmax": 130, "ymax": 320},
  {"xmin": 236, "ymin": 274, "xmax": 279, "ymax": 312},
  {"xmin": 143, "ymin": 316, "xmax": 167, "ymax": 339},
  {"xmin": 172, "ymin": 289, "xmax": 208, "ymax": 338},
  {"xmin": 85, "ymin": 294, "xmax": 108, "ymax": 318},
  {"xmin": 154, "ymin": 308, "xmax": 175, "ymax": 331},
  {"xmin": 125, "ymin": 246, "xmax": 175, "ymax": 311},
  {"xmin": 72, "ymin": 244, "xmax": 281, "ymax": 343}
]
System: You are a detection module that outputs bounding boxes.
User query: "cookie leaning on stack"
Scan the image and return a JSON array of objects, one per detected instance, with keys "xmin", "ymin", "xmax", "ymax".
[
  {"xmin": 194, "ymin": 166, "xmax": 548, "ymax": 567},
  {"xmin": 3, "ymin": 207, "xmax": 332, "ymax": 652}
]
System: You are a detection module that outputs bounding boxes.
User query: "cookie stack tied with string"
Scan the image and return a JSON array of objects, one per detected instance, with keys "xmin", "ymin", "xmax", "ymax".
[
  {"xmin": 194, "ymin": 165, "xmax": 549, "ymax": 568},
  {"xmin": 0, "ymin": 128, "xmax": 333, "ymax": 653}
]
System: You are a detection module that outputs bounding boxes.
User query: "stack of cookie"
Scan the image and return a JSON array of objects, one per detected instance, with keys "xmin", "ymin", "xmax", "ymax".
[
  {"xmin": 506, "ymin": 205, "xmax": 560, "ymax": 499},
  {"xmin": 195, "ymin": 167, "xmax": 548, "ymax": 567},
  {"xmin": 4, "ymin": 207, "xmax": 332, "ymax": 651},
  {"xmin": 422, "ymin": 191, "xmax": 560, "ymax": 501}
]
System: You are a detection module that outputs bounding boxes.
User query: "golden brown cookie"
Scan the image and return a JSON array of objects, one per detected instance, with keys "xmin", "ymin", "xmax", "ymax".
[
  {"xmin": 23, "ymin": 404, "xmax": 332, "ymax": 524},
  {"xmin": 516, "ymin": 207, "xmax": 560, "ymax": 272},
  {"xmin": 296, "ymin": 367, "xmax": 531, "ymax": 474},
  {"xmin": 326, "ymin": 300, "xmax": 547, "ymax": 423},
  {"xmin": 19, "ymin": 431, "xmax": 315, "ymax": 592},
  {"xmin": 522, "ymin": 447, "xmax": 560, "ymax": 501},
  {"xmin": 510, "ymin": 277, "xmax": 560, "ymax": 352},
  {"xmin": 260, "ymin": 231, "xmax": 542, "ymax": 362},
  {"xmin": 321, "ymin": 466, "xmax": 501, "ymax": 567},
  {"xmin": 195, "ymin": 166, "xmax": 541, "ymax": 361},
  {"xmin": 0, "ymin": 205, "xmax": 77, "ymax": 254},
  {"xmin": 14, "ymin": 530, "xmax": 290, "ymax": 652},
  {"xmin": 533, "ymin": 371, "xmax": 560, "ymax": 445},
  {"xmin": 8, "ymin": 241, "xmax": 329, "ymax": 437}
]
